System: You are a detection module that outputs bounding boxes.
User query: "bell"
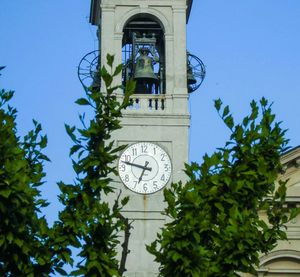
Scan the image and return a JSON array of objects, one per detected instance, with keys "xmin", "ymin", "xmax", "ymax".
[
  {"xmin": 187, "ymin": 64, "xmax": 197, "ymax": 85},
  {"xmin": 91, "ymin": 70, "xmax": 101, "ymax": 91},
  {"xmin": 134, "ymin": 48, "xmax": 158, "ymax": 81}
]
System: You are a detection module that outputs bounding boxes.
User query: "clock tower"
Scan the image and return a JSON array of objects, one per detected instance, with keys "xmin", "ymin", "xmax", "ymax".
[{"xmin": 88, "ymin": 0, "xmax": 204, "ymax": 275}]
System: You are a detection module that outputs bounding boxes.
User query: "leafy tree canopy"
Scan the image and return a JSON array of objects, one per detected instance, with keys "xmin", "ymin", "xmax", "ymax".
[
  {"xmin": 0, "ymin": 67, "xmax": 53, "ymax": 276},
  {"xmin": 148, "ymin": 98, "xmax": 300, "ymax": 277},
  {"xmin": 0, "ymin": 57, "xmax": 135, "ymax": 276},
  {"xmin": 52, "ymin": 54, "xmax": 135, "ymax": 276}
]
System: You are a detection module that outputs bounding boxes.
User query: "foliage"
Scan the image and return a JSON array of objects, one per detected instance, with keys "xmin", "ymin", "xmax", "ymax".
[
  {"xmin": 52, "ymin": 54, "xmax": 135, "ymax": 276},
  {"xmin": 0, "ymin": 58, "xmax": 134, "ymax": 276},
  {"xmin": 147, "ymin": 98, "xmax": 299, "ymax": 277},
  {"xmin": 0, "ymin": 67, "xmax": 54, "ymax": 275}
]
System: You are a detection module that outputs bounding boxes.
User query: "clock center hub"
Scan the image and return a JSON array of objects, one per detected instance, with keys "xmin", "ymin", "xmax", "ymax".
[{"xmin": 131, "ymin": 155, "xmax": 158, "ymax": 181}]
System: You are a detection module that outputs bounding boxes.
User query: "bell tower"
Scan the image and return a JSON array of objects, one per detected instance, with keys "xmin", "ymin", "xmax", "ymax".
[{"xmin": 88, "ymin": 0, "xmax": 204, "ymax": 276}]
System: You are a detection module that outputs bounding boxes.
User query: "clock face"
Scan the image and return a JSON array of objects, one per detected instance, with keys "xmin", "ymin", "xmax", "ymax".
[{"xmin": 118, "ymin": 142, "xmax": 172, "ymax": 194}]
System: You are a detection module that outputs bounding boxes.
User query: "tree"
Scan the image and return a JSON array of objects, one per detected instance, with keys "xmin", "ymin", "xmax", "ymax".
[
  {"xmin": 52, "ymin": 54, "xmax": 135, "ymax": 276},
  {"xmin": 147, "ymin": 98, "xmax": 300, "ymax": 277},
  {"xmin": 0, "ymin": 58, "xmax": 135, "ymax": 276},
  {"xmin": 0, "ymin": 67, "xmax": 54, "ymax": 276}
]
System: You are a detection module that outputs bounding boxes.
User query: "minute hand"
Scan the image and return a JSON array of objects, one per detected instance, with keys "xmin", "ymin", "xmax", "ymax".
[{"xmin": 122, "ymin": 161, "xmax": 152, "ymax": 171}]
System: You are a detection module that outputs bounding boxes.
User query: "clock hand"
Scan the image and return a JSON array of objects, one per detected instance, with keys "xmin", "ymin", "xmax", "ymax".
[
  {"xmin": 138, "ymin": 161, "xmax": 149, "ymax": 183},
  {"xmin": 122, "ymin": 160, "xmax": 152, "ymax": 171}
]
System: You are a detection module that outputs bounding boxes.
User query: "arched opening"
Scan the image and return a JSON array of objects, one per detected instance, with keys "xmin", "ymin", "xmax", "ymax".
[
  {"xmin": 122, "ymin": 14, "xmax": 165, "ymax": 94},
  {"xmin": 257, "ymin": 250, "xmax": 300, "ymax": 276}
]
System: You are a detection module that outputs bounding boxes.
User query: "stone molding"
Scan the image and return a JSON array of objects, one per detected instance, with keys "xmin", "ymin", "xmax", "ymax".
[{"xmin": 115, "ymin": 6, "xmax": 172, "ymax": 34}]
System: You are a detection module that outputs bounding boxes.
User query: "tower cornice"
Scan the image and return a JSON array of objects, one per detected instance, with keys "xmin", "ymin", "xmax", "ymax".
[{"xmin": 89, "ymin": 0, "xmax": 193, "ymax": 25}]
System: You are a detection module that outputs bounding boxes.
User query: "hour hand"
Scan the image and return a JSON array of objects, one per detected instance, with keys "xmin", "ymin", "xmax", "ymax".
[
  {"xmin": 138, "ymin": 161, "xmax": 149, "ymax": 183},
  {"xmin": 122, "ymin": 161, "xmax": 152, "ymax": 171}
]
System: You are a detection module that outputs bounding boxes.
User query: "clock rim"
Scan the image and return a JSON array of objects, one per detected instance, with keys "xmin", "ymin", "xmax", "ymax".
[{"xmin": 117, "ymin": 141, "xmax": 172, "ymax": 195}]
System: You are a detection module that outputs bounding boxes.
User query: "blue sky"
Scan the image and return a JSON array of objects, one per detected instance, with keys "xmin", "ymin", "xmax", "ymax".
[{"xmin": 1, "ymin": 1, "xmax": 300, "ymax": 223}]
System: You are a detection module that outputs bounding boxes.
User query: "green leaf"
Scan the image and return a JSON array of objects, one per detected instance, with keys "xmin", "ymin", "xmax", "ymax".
[
  {"xmin": 70, "ymin": 144, "xmax": 82, "ymax": 156},
  {"xmin": 101, "ymin": 66, "xmax": 113, "ymax": 87},
  {"xmin": 65, "ymin": 124, "xmax": 77, "ymax": 142},
  {"xmin": 214, "ymin": 98, "xmax": 222, "ymax": 111},
  {"xmin": 6, "ymin": 232, "xmax": 13, "ymax": 243},
  {"xmin": 242, "ymin": 116, "xmax": 249, "ymax": 127},
  {"xmin": 71, "ymin": 268, "xmax": 85, "ymax": 276},
  {"xmin": 215, "ymin": 202, "xmax": 224, "ymax": 212},
  {"xmin": 171, "ymin": 252, "xmax": 181, "ymax": 262},
  {"xmin": 260, "ymin": 97, "xmax": 268, "ymax": 107},
  {"xmin": 289, "ymin": 207, "xmax": 300, "ymax": 221},
  {"xmin": 224, "ymin": 115, "xmax": 234, "ymax": 129},
  {"xmin": 222, "ymin": 105, "xmax": 230, "ymax": 118},
  {"xmin": 75, "ymin": 98, "xmax": 91, "ymax": 106},
  {"xmin": 121, "ymin": 196, "xmax": 129, "ymax": 206},
  {"xmin": 55, "ymin": 267, "xmax": 68, "ymax": 276},
  {"xmin": 40, "ymin": 135, "xmax": 48, "ymax": 148},
  {"xmin": 113, "ymin": 64, "xmax": 123, "ymax": 77},
  {"xmin": 0, "ymin": 189, "xmax": 11, "ymax": 198},
  {"xmin": 106, "ymin": 53, "xmax": 114, "ymax": 67}
]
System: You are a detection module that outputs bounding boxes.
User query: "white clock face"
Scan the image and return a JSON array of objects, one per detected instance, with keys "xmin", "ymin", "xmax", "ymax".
[{"xmin": 118, "ymin": 142, "xmax": 172, "ymax": 194}]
